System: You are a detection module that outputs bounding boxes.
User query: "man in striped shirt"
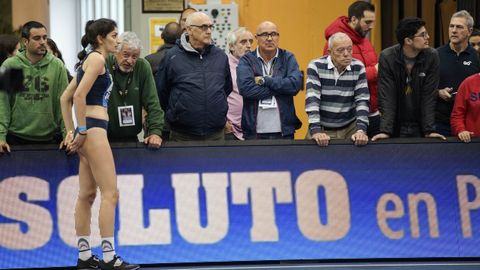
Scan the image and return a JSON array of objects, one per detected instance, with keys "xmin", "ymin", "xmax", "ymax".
[{"xmin": 305, "ymin": 32, "xmax": 370, "ymax": 146}]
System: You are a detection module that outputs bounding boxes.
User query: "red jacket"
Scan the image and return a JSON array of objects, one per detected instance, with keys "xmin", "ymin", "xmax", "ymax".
[
  {"xmin": 450, "ymin": 73, "xmax": 480, "ymax": 137},
  {"xmin": 324, "ymin": 16, "xmax": 378, "ymax": 113}
]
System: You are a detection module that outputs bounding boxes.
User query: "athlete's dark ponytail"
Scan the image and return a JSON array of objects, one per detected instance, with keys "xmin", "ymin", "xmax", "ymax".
[{"xmin": 75, "ymin": 18, "xmax": 117, "ymax": 69}]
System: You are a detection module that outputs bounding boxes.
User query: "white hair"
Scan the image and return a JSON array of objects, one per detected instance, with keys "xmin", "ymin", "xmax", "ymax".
[
  {"xmin": 328, "ymin": 32, "xmax": 351, "ymax": 49},
  {"xmin": 226, "ymin": 27, "xmax": 251, "ymax": 53},
  {"xmin": 452, "ymin": 10, "xmax": 474, "ymax": 29},
  {"xmin": 119, "ymin": 31, "xmax": 143, "ymax": 51}
]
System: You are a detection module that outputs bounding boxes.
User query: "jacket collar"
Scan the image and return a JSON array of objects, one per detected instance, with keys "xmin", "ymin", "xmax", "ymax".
[
  {"xmin": 444, "ymin": 42, "xmax": 475, "ymax": 56},
  {"xmin": 157, "ymin": 43, "xmax": 175, "ymax": 52},
  {"xmin": 327, "ymin": 55, "xmax": 352, "ymax": 71},
  {"xmin": 394, "ymin": 44, "xmax": 427, "ymax": 65},
  {"xmin": 256, "ymin": 48, "xmax": 279, "ymax": 63},
  {"xmin": 179, "ymin": 32, "xmax": 212, "ymax": 55},
  {"xmin": 325, "ymin": 16, "xmax": 363, "ymax": 44}
]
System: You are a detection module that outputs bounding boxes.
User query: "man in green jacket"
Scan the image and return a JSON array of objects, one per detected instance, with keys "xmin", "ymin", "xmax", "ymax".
[
  {"xmin": 107, "ymin": 31, "xmax": 165, "ymax": 148},
  {"xmin": 0, "ymin": 21, "xmax": 68, "ymax": 153}
]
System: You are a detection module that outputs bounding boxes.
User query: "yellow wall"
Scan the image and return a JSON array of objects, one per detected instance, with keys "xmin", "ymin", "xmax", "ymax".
[
  {"xmin": 192, "ymin": 0, "xmax": 382, "ymax": 139},
  {"xmin": 238, "ymin": 0, "xmax": 356, "ymax": 138}
]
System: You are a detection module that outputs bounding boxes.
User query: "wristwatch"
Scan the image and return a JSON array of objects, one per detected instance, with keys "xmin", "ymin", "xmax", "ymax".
[{"xmin": 257, "ymin": 76, "xmax": 265, "ymax": 86}]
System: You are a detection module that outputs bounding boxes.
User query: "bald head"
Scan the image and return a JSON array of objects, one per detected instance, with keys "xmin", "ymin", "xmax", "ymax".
[
  {"xmin": 328, "ymin": 32, "xmax": 351, "ymax": 49},
  {"xmin": 186, "ymin": 12, "xmax": 212, "ymax": 27},
  {"xmin": 255, "ymin": 21, "xmax": 280, "ymax": 59},
  {"xmin": 256, "ymin": 21, "xmax": 278, "ymax": 34},
  {"xmin": 185, "ymin": 12, "xmax": 213, "ymax": 50}
]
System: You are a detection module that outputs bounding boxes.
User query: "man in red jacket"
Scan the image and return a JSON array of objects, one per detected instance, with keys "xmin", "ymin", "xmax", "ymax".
[{"xmin": 324, "ymin": 1, "xmax": 379, "ymax": 136}]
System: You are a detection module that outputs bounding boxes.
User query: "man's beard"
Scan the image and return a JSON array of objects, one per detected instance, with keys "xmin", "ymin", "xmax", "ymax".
[
  {"xmin": 355, "ymin": 24, "xmax": 368, "ymax": 38},
  {"xmin": 120, "ymin": 65, "xmax": 133, "ymax": 73}
]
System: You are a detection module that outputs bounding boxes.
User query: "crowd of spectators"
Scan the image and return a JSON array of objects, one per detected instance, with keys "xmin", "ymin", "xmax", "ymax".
[{"xmin": 1, "ymin": 2, "xmax": 479, "ymax": 156}]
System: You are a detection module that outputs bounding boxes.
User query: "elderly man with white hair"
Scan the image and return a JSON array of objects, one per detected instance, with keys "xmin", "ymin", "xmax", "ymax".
[
  {"xmin": 225, "ymin": 27, "xmax": 254, "ymax": 140},
  {"xmin": 305, "ymin": 32, "xmax": 370, "ymax": 147},
  {"xmin": 106, "ymin": 31, "xmax": 165, "ymax": 148}
]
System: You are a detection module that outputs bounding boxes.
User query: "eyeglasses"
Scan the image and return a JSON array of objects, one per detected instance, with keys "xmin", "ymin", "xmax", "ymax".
[
  {"xmin": 256, "ymin": 32, "xmax": 280, "ymax": 39},
  {"xmin": 190, "ymin": 24, "xmax": 214, "ymax": 31},
  {"xmin": 412, "ymin": 31, "xmax": 429, "ymax": 39}
]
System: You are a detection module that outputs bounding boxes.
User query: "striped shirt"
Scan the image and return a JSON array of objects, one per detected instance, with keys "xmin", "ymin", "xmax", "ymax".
[{"xmin": 305, "ymin": 55, "xmax": 370, "ymax": 135}]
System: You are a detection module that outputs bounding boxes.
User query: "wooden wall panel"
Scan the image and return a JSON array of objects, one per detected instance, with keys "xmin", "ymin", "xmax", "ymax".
[{"xmin": 12, "ymin": 0, "xmax": 49, "ymax": 31}]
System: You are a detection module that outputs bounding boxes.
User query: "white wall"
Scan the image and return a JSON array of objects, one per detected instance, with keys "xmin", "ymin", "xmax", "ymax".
[
  {"xmin": 49, "ymin": 0, "xmax": 80, "ymax": 74},
  {"xmin": 49, "ymin": 0, "xmax": 125, "ymax": 74},
  {"xmin": 47, "ymin": 0, "xmax": 185, "ymax": 67}
]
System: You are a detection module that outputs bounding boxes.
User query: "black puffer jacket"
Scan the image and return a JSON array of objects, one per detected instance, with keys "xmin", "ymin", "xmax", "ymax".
[
  {"xmin": 156, "ymin": 34, "xmax": 232, "ymax": 136},
  {"xmin": 377, "ymin": 44, "xmax": 439, "ymax": 136}
]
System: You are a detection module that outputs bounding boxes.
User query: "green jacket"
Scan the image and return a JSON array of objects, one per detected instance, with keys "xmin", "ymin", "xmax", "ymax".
[
  {"xmin": 0, "ymin": 51, "xmax": 68, "ymax": 142},
  {"xmin": 106, "ymin": 55, "xmax": 164, "ymax": 140}
]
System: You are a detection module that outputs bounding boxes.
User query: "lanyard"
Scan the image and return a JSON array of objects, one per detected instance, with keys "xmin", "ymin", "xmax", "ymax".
[
  {"xmin": 112, "ymin": 61, "xmax": 133, "ymax": 105},
  {"xmin": 262, "ymin": 58, "xmax": 276, "ymax": 76}
]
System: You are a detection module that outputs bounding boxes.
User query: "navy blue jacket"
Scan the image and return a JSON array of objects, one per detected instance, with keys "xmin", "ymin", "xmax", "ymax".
[
  {"xmin": 436, "ymin": 44, "xmax": 480, "ymax": 124},
  {"xmin": 156, "ymin": 35, "xmax": 232, "ymax": 136},
  {"xmin": 236, "ymin": 49, "xmax": 303, "ymax": 138}
]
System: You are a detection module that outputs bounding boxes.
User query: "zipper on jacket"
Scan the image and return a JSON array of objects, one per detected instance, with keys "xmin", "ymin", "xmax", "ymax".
[
  {"xmin": 277, "ymin": 100, "xmax": 284, "ymax": 136},
  {"xmin": 201, "ymin": 54, "xmax": 207, "ymax": 135},
  {"xmin": 272, "ymin": 62, "xmax": 285, "ymax": 136},
  {"xmin": 253, "ymin": 100, "xmax": 258, "ymax": 139}
]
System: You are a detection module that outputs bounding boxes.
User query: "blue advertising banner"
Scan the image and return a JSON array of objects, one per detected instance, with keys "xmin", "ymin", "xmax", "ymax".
[{"xmin": 0, "ymin": 141, "xmax": 479, "ymax": 269}]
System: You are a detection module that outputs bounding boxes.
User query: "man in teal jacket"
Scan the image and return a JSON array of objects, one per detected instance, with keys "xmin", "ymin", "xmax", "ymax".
[
  {"xmin": 106, "ymin": 31, "xmax": 164, "ymax": 148},
  {"xmin": 0, "ymin": 21, "xmax": 68, "ymax": 153}
]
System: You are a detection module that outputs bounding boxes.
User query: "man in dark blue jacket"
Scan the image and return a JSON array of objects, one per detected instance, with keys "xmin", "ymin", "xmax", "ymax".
[
  {"xmin": 156, "ymin": 12, "xmax": 232, "ymax": 141},
  {"xmin": 237, "ymin": 21, "xmax": 303, "ymax": 140}
]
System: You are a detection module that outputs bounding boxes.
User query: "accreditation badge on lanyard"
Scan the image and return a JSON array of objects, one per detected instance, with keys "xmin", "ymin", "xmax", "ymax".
[
  {"xmin": 259, "ymin": 96, "xmax": 277, "ymax": 109},
  {"xmin": 114, "ymin": 67, "xmax": 135, "ymax": 127},
  {"xmin": 259, "ymin": 58, "xmax": 278, "ymax": 109},
  {"xmin": 118, "ymin": 105, "xmax": 135, "ymax": 127}
]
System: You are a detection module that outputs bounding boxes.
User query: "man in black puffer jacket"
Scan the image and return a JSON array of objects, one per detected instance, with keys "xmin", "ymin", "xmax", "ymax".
[
  {"xmin": 373, "ymin": 17, "xmax": 445, "ymax": 141},
  {"xmin": 156, "ymin": 12, "xmax": 232, "ymax": 141}
]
